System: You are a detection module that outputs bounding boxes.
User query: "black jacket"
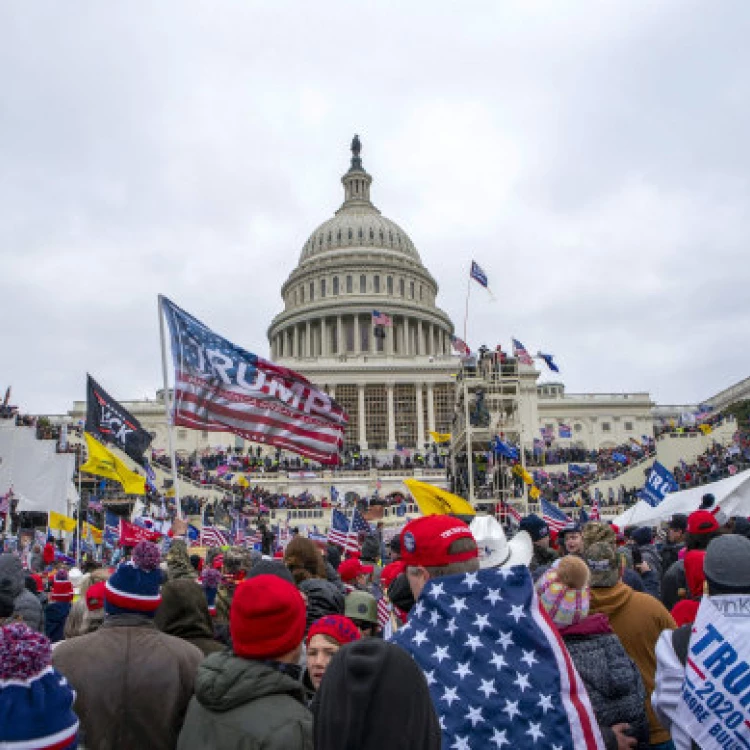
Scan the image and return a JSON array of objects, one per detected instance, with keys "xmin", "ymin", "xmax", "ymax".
[{"xmin": 298, "ymin": 578, "xmax": 344, "ymax": 631}]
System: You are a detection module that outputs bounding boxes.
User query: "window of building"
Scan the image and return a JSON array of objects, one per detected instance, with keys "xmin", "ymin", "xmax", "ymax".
[
  {"xmin": 346, "ymin": 275, "xmax": 353, "ymax": 294},
  {"xmin": 177, "ymin": 430, "xmax": 187, "ymax": 440},
  {"xmin": 320, "ymin": 279, "xmax": 326, "ymax": 297},
  {"xmin": 624, "ymin": 421, "xmax": 634, "ymax": 431},
  {"xmin": 365, "ymin": 385, "xmax": 388, "ymax": 449},
  {"xmin": 410, "ymin": 281, "xmax": 415, "ymax": 298},
  {"xmin": 348, "ymin": 228, "xmax": 353, "ymax": 240},
  {"xmin": 309, "ymin": 282, "xmax": 315, "ymax": 301},
  {"xmin": 433, "ymin": 383, "xmax": 454, "ymax": 434},
  {"xmin": 374, "ymin": 276, "xmax": 380, "ymax": 293},
  {"xmin": 574, "ymin": 423, "xmax": 583, "ymax": 433},
  {"xmin": 399, "ymin": 278, "xmax": 405, "ymax": 296},
  {"xmin": 300, "ymin": 286, "xmax": 305, "ymax": 303},
  {"xmin": 345, "ymin": 318, "xmax": 355, "ymax": 353},
  {"xmin": 602, "ymin": 422, "xmax": 611, "ymax": 432},
  {"xmin": 394, "ymin": 384, "xmax": 417, "ymax": 449},
  {"xmin": 336, "ymin": 385, "xmax": 359, "ymax": 448},
  {"xmin": 387, "ymin": 276, "xmax": 393, "ymax": 295},
  {"xmin": 293, "ymin": 289, "xmax": 297, "ymax": 306},
  {"xmin": 360, "ymin": 275, "xmax": 366, "ymax": 293},
  {"xmin": 332, "ymin": 277, "xmax": 339, "ymax": 296},
  {"xmin": 419, "ymin": 285, "xmax": 423, "ymax": 300}
]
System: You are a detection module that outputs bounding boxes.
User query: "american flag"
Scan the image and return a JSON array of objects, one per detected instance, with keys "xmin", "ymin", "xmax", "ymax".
[
  {"xmin": 201, "ymin": 526, "xmax": 229, "ymax": 548},
  {"xmin": 391, "ymin": 566, "xmax": 604, "ymax": 749},
  {"xmin": 451, "ymin": 336, "xmax": 471, "ymax": 357},
  {"xmin": 541, "ymin": 498, "xmax": 571, "ymax": 532},
  {"xmin": 87, "ymin": 498, "xmax": 103, "ymax": 513},
  {"xmin": 372, "ymin": 310, "xmax": 393, "ymax": 327},
  {"xmin": 161, "ymin": 296, "xmax": 348, "ymax": 465},
  {"xmin": 377, "ymin": 595, "xmax": 391, "ymax": 629},
  {"xmin": 0, "ymin": 490, "xmax": 12, "ymax": 515},
  {"xmin": 246, "ymin": 527, "xmax": 263, "ymax": 547},
  {"xmin": 231, "ymin": 517, "xmax": 246, "ymax": 546},
  {"xmin": 499, "ymin": 500, "xmax": 522, "ymax": 525},
  {"xmin": 104, "ymin": 510, "xmax": 120, "ymax": 546},
  {"xmin": 512, "ymin": 338, "xmax": 534, "ymax": 366},
  {"xmin": 327, "ymin": 508, "xmax": 368, "ymax": 553},
  {"xmin": 470, "ymin": 260, "xmax": 488, "ymax": 288},
  {"xmin": 589, "ymin": 498, "xmax": 600, "ymax": 521}
]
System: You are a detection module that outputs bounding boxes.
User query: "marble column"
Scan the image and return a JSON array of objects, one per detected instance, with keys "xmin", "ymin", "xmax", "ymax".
[
  {"xmin": 416, "ymin": 383, "xmax": 425, "ymax": 448},
  {"xmin": 358, "ymin": 385, "xmax": 367, "ymax": 449},
  {"xmin": 427, "ymin": 384, "xmax": 435, "ymax": 432},
  {"xmin": 387, "ymin": 385, "xmax": 396, "ymax": 449}
]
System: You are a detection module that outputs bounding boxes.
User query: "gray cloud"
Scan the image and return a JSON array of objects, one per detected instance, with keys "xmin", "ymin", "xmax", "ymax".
[{"xmin": 1, "ymin": 0, "xmax": 748, "ymax": 413}]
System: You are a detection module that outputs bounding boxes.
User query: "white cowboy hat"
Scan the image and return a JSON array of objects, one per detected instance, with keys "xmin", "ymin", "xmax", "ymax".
[{"xmin": 470, "ymin": 515, "xmax": 533, "ymax": 569}]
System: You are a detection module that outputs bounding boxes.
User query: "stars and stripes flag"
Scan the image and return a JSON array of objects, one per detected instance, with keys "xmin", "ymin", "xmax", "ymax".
[
  {"xmin": 470, "ymin": 260, "xmax": 488, "ymax": 288},
  {"xmin": 499, "ymin": 500, "xmax": 522, "ymax": 525},
  {"xmin": 541, "ymin": 498, "xmax": 572, "ymax": 532},
  {"xmin": 512, "ymin": 338, "xmax": 534, "ymax": 366},
  {"xmin": 201, "ymin": 526, "xmax": 229, "ymax": 548},
  {"xmin": 372, "ymin": 310, "xmax": 393, "ymax": 327},
  {"xmin": 589, "ymin": 497, "xmax": 600, "ymax": 521},
  {"xmin": 377, "ymin": 595, "xmax": 392, "ymax": 630},
  {"xmin": 327, "ymin": 509, "xmax": 364, "ymax": 553},
  {"xmin": 160, "ymin": 296, "xmax": 348, "ymax": 465},
  {"xmin": 390, "ymin": 567, "xmax": 604, "ymax": 749},
  {"xmin": 451, "ymin": 336, "xmax": 471, "ymax": 357}
]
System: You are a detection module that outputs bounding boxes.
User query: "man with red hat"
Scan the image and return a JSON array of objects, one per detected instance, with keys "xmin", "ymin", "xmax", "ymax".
[{"xmin": 337, "ymin": 557, "xmax": 374, "ymax": 592}]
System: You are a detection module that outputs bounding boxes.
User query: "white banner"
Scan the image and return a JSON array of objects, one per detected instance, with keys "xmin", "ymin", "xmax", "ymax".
[{"xmin": 677, "ymin": 596, "xmax": 750, "ymax": 750}]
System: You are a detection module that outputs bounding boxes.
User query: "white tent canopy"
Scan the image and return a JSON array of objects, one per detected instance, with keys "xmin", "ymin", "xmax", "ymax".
[{"xmin": 612, "ymin": 469, "xmax": 750, "ymax": 528}]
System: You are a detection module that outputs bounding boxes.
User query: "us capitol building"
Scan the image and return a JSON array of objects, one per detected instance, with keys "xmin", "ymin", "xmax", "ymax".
[{"xmin": 70, "ymin": 138, "xmax": 655, "ymax": 462}]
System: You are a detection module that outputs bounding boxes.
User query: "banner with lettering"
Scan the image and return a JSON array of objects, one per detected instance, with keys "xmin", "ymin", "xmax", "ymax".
[
  {"xmin": 638, "ymin": 461, "xmax": 678, "ymax": 507},
  {"xmin": 677, "ymin": 596, "xmax": 750, "ymax": 749}
]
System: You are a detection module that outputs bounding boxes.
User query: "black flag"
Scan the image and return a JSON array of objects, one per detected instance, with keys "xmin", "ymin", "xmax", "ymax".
[{"xmin": 86, "ymin": 375, "xmax": 153, "ymax": 465}]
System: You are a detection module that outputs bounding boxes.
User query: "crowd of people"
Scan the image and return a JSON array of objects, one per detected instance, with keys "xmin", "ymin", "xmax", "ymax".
[{"xmin": 2, "ymin": 487, "xmax": 750, "ymax": 748}]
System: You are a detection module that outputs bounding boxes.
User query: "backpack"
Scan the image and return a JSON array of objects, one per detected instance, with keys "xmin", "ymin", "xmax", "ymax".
[{"xmin": 671, "ymin": 625, "xmax": 701, "ymax": 750}]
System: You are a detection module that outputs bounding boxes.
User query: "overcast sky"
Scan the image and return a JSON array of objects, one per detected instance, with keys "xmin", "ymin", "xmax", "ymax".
[{"xmin": 2, "ymin": 1, "xmax": 749, "ymax": 415}]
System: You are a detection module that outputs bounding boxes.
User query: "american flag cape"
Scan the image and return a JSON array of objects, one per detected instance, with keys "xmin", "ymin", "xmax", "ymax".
[
  {"xmin": 541, "ymin": 498, "xmax": 571, "ymax": 532},
  {"xmin": 160, "ymin": 296, "xmax": 348, "ymax": 465},
  {"xmin": 390, "ymin": 567, "xmax": 604, "ymax": 749}
]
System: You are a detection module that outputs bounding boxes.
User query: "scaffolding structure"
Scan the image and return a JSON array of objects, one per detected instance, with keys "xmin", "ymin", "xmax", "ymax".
[{"xmin": 449, "ymin": 356, "xmax": 527, "ymax": 514}]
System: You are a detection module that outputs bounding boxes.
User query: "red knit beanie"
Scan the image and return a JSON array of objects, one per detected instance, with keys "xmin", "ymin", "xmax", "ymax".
[
  {"xmin": 306, "ymin": 615, "xmax": 362, "ymax": 647},
  {"xmin": 230, "ymin": 575, "xmax": 306, "ymax": 660}
]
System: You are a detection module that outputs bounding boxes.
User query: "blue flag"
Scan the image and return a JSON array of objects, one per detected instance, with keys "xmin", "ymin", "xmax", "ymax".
[
  {"xmin": 611, "ymin": 452, "xmax": 628, "ymax": 464},
  {"xmin": 470, "ymin": 260, "xmax": 488, "ymax": 288},
  {"xmin": 538, "ymin": 352, "xmax": 559, "ymax": 373},
  {"xmin": 391, "ymin": 567, "xmax": 603, "ymax": 748},
  {"xmin": 638, "ymin": 461, "xmax": 678, "ymax": 507},
  {"xmin": 492, "ymin": 436, "xmax": 519, "ymax": 460}
]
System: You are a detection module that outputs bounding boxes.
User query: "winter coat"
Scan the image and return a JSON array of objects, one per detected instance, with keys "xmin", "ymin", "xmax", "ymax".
[
  {"xmin": 298, "ymin": 578, "xmax": 344, "ymax": 631},
  {"xmin": 560, "ymin": 613, "xmax": 649, "ymax": 749},
  {"xmin": 660, "ymin": 559, "xmax": 686, "ymax": 611},
  {"xmin": 361, "ymin": 535, "xmax": 380, "ymax": 563},
  {"xmin": 0, "ymin": 553, "xmax": 43, "ymax": 631},
  {"xmin": 44, "ymin": 601, "xmax": 71, "ymax": 643},
  {"xmin": 53, "ymin": 613, "xmax": 204, "ymax": 750},
  {"xmin": 636, "ymin": 544, "xmax": 662, "ymax": 595},
  {"xmin": 155, "ymin": 578, "xmax": 224, "ymax": 657},
  {"xmin": 529, "ymin": 544, "xmax": 558, "ymax": 579},
  {"xmin": 590, "ymin": 581, "xmax": 676, "ymax": 745},
  {"xmin": 43, "ymin": 543, "xmax": 56, "ymax": 566},
  {"xmin": 177, "ymin": 651, "xmax": 313, "ymax": 750}
]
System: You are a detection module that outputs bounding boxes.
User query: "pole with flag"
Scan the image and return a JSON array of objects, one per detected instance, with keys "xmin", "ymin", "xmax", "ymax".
[{"xmin": 157, "ymin": 295, "xmax": 183, "ymax": 519}]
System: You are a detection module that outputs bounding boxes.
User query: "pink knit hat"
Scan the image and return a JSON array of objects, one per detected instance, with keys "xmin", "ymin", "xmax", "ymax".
[{"xmin": 536, "ymin": 556, "xmax": 590, "ymax": 628}]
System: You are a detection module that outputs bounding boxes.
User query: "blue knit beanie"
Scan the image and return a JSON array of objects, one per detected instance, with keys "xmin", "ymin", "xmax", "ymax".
[
  {"xmin": 0, "ymin": 622, "xmax": 79, "ymax": 749},
  {"xmin": 105, "ymin": 541, "xmax": 162, "ymax": 617},
  {"xmin": 519, "ymin": 513, "xmax": 550, "ymax": 543}
]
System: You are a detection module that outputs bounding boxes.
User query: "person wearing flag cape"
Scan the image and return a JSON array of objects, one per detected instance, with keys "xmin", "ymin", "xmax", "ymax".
[{"xmin": 390, "ymin": 514, "xmax": 604, "ymax": 749}]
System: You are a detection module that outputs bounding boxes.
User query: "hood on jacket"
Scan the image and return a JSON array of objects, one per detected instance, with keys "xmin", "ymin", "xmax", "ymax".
[
  {"xmin": 589, "ymin": 581, "xmax": 634, "ymax": 618},
  {"xmin": 559, "ymin": 612, "xmax": 612, "ymax": 638},
  {"xmin": 298, "ymin": 578, "xmax": 344, "ymax": 631},
  {"xmin": 684, "ymin": 550, "xmax": 707, "ymax": 598},
  {"xmin": 0, "ymin": 553, "xmax": 24, "ymax": 598},
  {"xmin": 195, "ymin": 651, "xmax": 306, "ymax": 713},
  {"xmin": 155, "ymin": 579, "xmax": 214, "ymax": 642}
]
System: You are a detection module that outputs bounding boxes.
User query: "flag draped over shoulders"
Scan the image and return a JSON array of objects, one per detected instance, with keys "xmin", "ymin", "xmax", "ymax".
[{"xmin": 390, "ymin": 567, "xmax": 604, "ymax": 749}]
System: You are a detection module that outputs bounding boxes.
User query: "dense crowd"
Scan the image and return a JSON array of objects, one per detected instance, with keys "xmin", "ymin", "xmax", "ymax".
[{"xmin": 3, "ymin": 491, "xmax": 750, "ymax": 749}]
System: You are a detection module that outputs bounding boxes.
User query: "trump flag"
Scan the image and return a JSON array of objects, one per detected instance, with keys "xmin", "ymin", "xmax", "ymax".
[{"xmin": 160, "ymin": 296, "xmax": 348, "ymax": 465}]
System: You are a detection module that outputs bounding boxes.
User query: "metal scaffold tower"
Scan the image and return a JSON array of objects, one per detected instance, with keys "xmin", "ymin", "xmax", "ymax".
[{"xmin": 449, "ymin": 354, "xmax": 527, "ymax": 515}]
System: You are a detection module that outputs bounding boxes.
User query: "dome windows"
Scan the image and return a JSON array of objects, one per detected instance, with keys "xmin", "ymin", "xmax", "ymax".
[
  {"xmin": 360, "ymin": 275, "xmax": 366, "ymax": 293},
  {"xmin": 369, "ymin": 228, "xmax": 374, "ymax": 241},
  {"xmin": 387, "ymin": 276, "xmax": 393, "ymax": 295},
  {"xmin": 374, "ymin": 275, "xmax": 381, "ymax": 293},
  {"xmin": 309, "ymin": 282, "xmax": 315, "ymax": 301},
  {"xmin": 410, "ymin": 281, "xmax": 415, "ymax": 298},
  {"xmin": 348, "ymin": 228, "xmax": 353, "ymax": 240},
  {"xmin": 321, "ymin": 278, "xmax": 326, "ymax": 297},
  {"xmin": 399, "ymin": 278, "xmax": 405, "ymax": 296},
  {"xmin": 358, "ymin": 227, "xmax": 364, "ymax": 241},
  {"xmin": 379, "ymin": 229, "xmax": 384, "ymax": 242},
  {"xmin": 346, "ymin": 275, "xmax": 353, "ymax": 293},
  {"xmin": 333, "ymin": 277, "xmax": 339, "ymax": 296}
]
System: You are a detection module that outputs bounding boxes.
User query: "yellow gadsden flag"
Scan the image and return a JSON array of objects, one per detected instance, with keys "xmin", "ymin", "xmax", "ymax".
[
  {"xmin": 49, "ymin": 510, "xmax": 77, "ymax": 533},
  {"xmin": 237, "ymin": 475, "xmax": 249, "ymax": 488},
  {"xmin": 80, "ymin": 432, "xmax": 146, "ymax": 495},
  {"xmin": 429, "ymin": 431, "xmax": 452, "ymax": 444},
  {"xmin": 403, "ymin": 478, "xmax": 476, "ymax": 517},
  {"xmin": 511, "ymin": 464, "xmax": 534, "ymax": 486},
  {"xmin": 698, "ymin": 424, "xmax": 712, "ymax": 435},
  {"xmin": 529, "ymin": 486, "xmax": 541, "ymax": 501},
  {"xmin": 83, "ymin": 522, "xmax": 103, "ymax": 545}
]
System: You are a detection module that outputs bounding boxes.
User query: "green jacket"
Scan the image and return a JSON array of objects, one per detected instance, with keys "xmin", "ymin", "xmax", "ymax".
[{"xmin": 177, "ymin": 651, "xmax": 313, "ymax": 750}]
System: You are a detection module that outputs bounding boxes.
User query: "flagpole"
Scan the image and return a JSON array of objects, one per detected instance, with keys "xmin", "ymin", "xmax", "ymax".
[
  {"xmin": 76, "ymin": 458, "xmax": 82, "ymax": 566},
  {"xmin": 462, "ymin": 268, "xmax": 472, "ymax": 345},
  {"xmin": 157, "ymin": 295, "xmax": 183, "ymax": 520}
]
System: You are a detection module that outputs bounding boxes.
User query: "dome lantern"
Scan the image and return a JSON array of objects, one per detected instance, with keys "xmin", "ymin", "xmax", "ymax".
[{"xmin": 341, "ymin": 134, "xmax": 374, "ymax": 208}]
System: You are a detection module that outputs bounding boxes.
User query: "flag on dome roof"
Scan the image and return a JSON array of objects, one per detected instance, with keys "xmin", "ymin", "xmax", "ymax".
[
  {"xmin": 451, "ymin": 336, "xmax": 471, "ymax": 357},
  {"xmin": 372, "ymin": 310, "xmax": 393, "ymax": 327},
  {"xmin": 160, "ymin": 296, "xmax": 348, "ymax": 465},
  {"xmin": 541, "ymin": 498, "xmax": 571, "ymax": 532},
  {"xmin": 537, "ymin": 352, "xmax": 560, "ymax": 373},
  {"xmin": 470, "ymin": 260, "xmax": 488, "ymax": 288},
  {"xmin": 390, "ymin": 567, "xmax": 604, "ymax": 749},
  {"xmin": 512, "ymin": 338, "xmax": 534, "ymax": 366}
]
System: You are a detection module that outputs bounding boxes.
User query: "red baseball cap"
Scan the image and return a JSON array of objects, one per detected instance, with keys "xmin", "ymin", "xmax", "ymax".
[
  {"xmin": 86, "ymin": 581, "xmax": 107, "ymax": 611},
  {"xmin": 380, "ymin": 560, "xmax": 406, "ymax": 590},
  {"xmin": 687, "ymin": 510, "xmax": 719, "ymax": 535},
  {"xmin": 338, "ymin": 558, "xmax": 374, "ymax": 583},
  {"xmin": 400, "ymin": 515, "xmax": 478, "ymax": 568}
]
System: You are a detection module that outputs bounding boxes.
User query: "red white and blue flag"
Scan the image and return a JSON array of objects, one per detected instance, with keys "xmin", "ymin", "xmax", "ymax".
[
  {"xmin": 327, "ymin": 508, "xmax": 362, "ymax": 553},
  {"xmin": 391, "ymin": 567, "xmax": 604, "ymax": 749},
  {"xmin": 372, "ymin": 310, "xmax": 393, "ymax": 327},
  {"xmin": 541, "ymin": 498, "xmax": 572, "ymax": 532},
  {"xmin": 470, "ymin": 260, "xmax": 489, "ymax": 288},
  {"xmin": 201, "ymin": 526, "xmax": 229, "ymax": 548},
  {"xmin": 451, "ymin": 336, "xmax": 471, "ymax": 357},
  {"xmin": 512, "ymin": 338, "xmax": 534, "ymax": 366},
  {"xmin": 590, "ymin": 498, "xmax": 600, "ymax": 521},
  {"xmin": 160, "ymin": 296, "xmax": 348, "ymax": 465}
]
